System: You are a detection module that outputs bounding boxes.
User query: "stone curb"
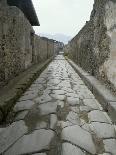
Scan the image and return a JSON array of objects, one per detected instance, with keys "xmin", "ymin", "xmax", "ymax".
[
  {"xmin": 0, "ymin": 58, "xmax": 53, "ymax": 123},
  {"xmin": 67, "ymin": 58, "xmax": 116, "ymax": 123}
]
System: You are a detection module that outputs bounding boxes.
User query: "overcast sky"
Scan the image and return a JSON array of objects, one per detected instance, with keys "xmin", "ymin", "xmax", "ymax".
[{"xmin": 32, "ymin": 0, "xmax": 94, "ymax": 38}]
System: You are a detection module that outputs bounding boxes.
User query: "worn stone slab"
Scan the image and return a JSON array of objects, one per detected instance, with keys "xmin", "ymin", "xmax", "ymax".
[
  {"xmin": 82, "ymin": 123, "xmax": 90, "ymax": 132},
  {"xmin": 88, "ymin": 110, "xmax": 110, "ymax": 123},
  {"xmin": 50, "ymin": 114, "xmax": 57, "ymax": 129},
  {"xmin": 19, "ymin": 93, "xmax": 38, "ymax": 101},
  {"xmin": 15, "ymin": 111, "xmax": 29, "ymax": 121},
  {"xmin": 70, "ymin": 106, "xmax": 80, "ymax": 113},
  {"xmin": 67, "ymin": 97, "xmax": 80, "ymax": 106},
  {"xmin": 5, "ymin": 129, "xmax": 55, "ymax": 155},
  {"xmin": 103, "ymin": 139, "xmax": 116, "ymax": 155},
  {"xmin": 52, "ymin": 90, "xmax": 65, "ymax": 95},
  {"xmin": 66, "ymin": 111, "xmax": 80, "ymax": 125},
  {"xmin": 50, "ymin": 94, "xmax": 66, "ymax": 101},
  {"xmin": 108, "ymin": 102, "xmax": 116, "ymax": 123},
  {"xmin": 35, "ymin": 121, "xmax": 48, "ymax": 130},
  {"xmin": 32, "ymin": 153, "xmax": 47, "ymax": 155},
  {"xmin": 80, "ymin": 106, "xmax": 92, "ymax": 112},
  {"xmin": 90, "ymin": 122, "xmax": 116, "ymax": 139},
  {"xmin": 0, "ymin": 120, "xmax": 27, "ymax": 154},
  {"xmin": 62, "ymin": 143, "xmax": 85, "ymax": 155},
  {"xmin": 83, "ymin": 99, "xmax": 102, "ymax": 110},
  {"xmin": 61, "ymin": 125, "xmax": 96, "ymax": 154},
  {"xmin": 58, "ymin": 121, "xmax": 73, "ymax": 129},
  {"xmin": 35, "ymin": 94, "xmax": 52, "ymax": 104},
  {"xmin": 14, "ymin": 100, "xmax": 35, "ymax": 112},
  {"xmin": 38, "ymin": 102, "xmax": 57, "ymax": 115}
]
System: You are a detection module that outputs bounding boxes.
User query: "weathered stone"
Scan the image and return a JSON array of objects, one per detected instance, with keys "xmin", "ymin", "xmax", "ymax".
[
  {"xmin": 52, "ymin": 89, "xmax": 65, "ymax": 95},
  {"xmin": 32, "ymin": 153, "xmax": 47, "ymax": 155},
  {"xmin": 15, "ymin": 111, "xmax": 29, "ymax": 121},
  {"xmin": 14, "ymin": 100, "xmax": 35, "ymax": 112},
  {"xmin": 35, "ymin": 94, "xmax": 52, "ymax": 104},
  {"xmin": 61, "ymin": 125, "xmax": 96, "ymax": 154},
  {"xmin": 90, "ymin": 122, "xmax": 116, "ymax": 139},
  {"xmin": 50, "ymin": 114, "xmax": 57, "ymax": 129},
  {"xmin": 80, "ymin": 106, "xmax": 92, "ymax": 112},
  {"xmin": 83, "ymin": 99, "xmax": 102, "ymax": 110},
  {"xmin": 67, "ymin": 97, "xmax": 80, "ymax": 106},
  {"xmin": 88, "ymin": 110, "xmax": 110, "ymax": 123},
  {"xmin": 62, "ymin": 143, "xmax": 85, "ymax": 155},
  {"xmin": 103, "ymin": 139, "xmax": 116, "ymax": 155},
  {"xmin": 66, "ymin": 111, "xmax": 80, "ymax": 125},
  {"xmin": 35, "ymin": 121, "xmax": 48, "ymax": 130},
  {"xmin": 70, "ymin": 106, "xmax": 80, "ymax": 113},
  {"xmin": 50, "ymin": 94, "xmax": 66, "ymax": 101},
  {"xmin": 58, "ymin": 121, "xmax": 73, "ymax": 129},
  {"xmin": 5, "ymin": 129, "xmax": 55, "ymax": 155},
  {"xmin": 0, "ymin": 120, "xmax": 27, "ymax": 154},
  {"xmin": 38, "ymin": 102, "xmax": 57, "ymax": 115}
]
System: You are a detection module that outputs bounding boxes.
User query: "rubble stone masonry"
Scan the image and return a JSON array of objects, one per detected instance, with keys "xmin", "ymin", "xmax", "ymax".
[
  {"xmin": 65, "ymin": 0, "xmax": 116, "ymax": 93},
  {"xmin": 0, "ymin": 2, "xmax": 61, "ymax": 88}
]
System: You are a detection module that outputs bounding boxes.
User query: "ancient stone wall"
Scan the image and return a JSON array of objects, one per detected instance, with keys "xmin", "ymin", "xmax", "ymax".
[
  {"xmin": 65, "ymin": 0, "xmax": 116, "ymax": 93},
  {"xmin": 0, "ymin": 4, "xmax": 58, "ymax": 88},
  {"xmin": 0, "ymin": 5, "xmax": 34, "ymax": 87},
  {"xmin": 33, "ymin": 36, "xmax": 55, "ymax": 64}
]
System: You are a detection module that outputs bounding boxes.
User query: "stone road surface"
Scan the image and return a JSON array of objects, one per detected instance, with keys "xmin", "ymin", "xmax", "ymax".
[{"xmin": 0, "ymin": 55, "xmax": 116, "ymax": 155}]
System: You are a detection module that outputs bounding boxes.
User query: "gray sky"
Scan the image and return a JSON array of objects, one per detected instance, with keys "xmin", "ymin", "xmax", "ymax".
[{"xmin": 32, "ymin": 0, "xmax": 94, "ymax": 38}]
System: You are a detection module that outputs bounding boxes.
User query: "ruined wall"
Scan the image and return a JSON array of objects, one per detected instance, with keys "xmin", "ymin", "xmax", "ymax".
[
  {"xmin": 0, "ymin": 5, "xmax": 34, "ymax": 87},
  {"xmin": 0, "ymin": 4, "xmax": 57, "ymax": 88},
  {"xmin": 66, "ymin": 0, "xmax": 116, "ymax": 92},
  {"xmin": 33, "ymin": 36, "xmax": 55, "ymax": 64}
]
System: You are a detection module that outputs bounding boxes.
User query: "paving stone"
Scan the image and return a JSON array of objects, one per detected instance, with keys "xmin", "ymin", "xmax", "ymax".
[
  {"xmin": 52, "ymin": 89, "xmax": 65, "ymax": 95},
  {"xmin": 79, "ymin": 91, "xmax": 95, "ymax": 99},
  {"xmin": 32, "ymin": 153, "xmax": 47, "ymax": 155},
  {"xmin": 57, "ymin": 100, "xmax": 64, "ymax": 108},
  {"xmin": 35, "ymin": 94, "xmax": 52, "ymax": 104},
  {"xmin": 70, "ymin": 106, "xmax": 80, "ymax": 113},
  {"xmin": 19, "ymin": 93, "xmax": 38, "ymax": 101},
  {"xmin": 103, "ymin": 139, "xmax": 116, "ymax": 155},
  {"xmin": 15, "ymin": 111, "xmax": 29, "ymax": 121},
  {"xmin": 82, "ymin": 123, "xmax": 90, "ymax": 132},
  {"xmin": 14, "ymin": 100, "xmax": 35, "ymax": 112},
  {"xmin": 67, "ymin": 97, "xmax": 80, "ymax": 106},
  {"xmin": 66, "ymin": 111, "xmax": 80, "ymax": 125},
  {"xmin": 80, "ymin": 106, "xmax": 92, "ymax": 112},
  {"xmin": 50, "ymin": 114, "xmax": 57, "ymax": 129},
  {"xmin": 90, "ymin": 122, "xmax": 116, "ymax": 139},
  {"xmin": 88, "ymin": 110, "xmax": 110, "ymax": 123},
  {"xmin": 35, "ymin": 121, "xmax": 48, "ymax": 130},
  {"xmin": 5, "ymin": 129, "xmax": 55, "ymax": 155},
  {"xmin": 62, "ymin": 143, "xmax": 85, "ymax": 155},
  {"xmin": 61, "ymin": 125, "xmax": 96, "ymax": 154},
  {"xmin": 0, "ymin": 128, "xmax": 5, "ymax": 133},
  {"xmin": 58, "ymin": 121, "xmax": 74, "ymax": 129},
  {"xmin": 38, "ymin": 102, "xmax": 57, "ymax": 115},
  {"xmin": 99, "ymin": 153, "xmax": 111, "ymax": 155},
  {"xmin": 50, "ymin": 94, "xmax": 66, "ymax": 101},
  {"xmin": 83, "ymin": 99, "xmax": 102, "ymax": 110},
  {"xmin": 0, "ymin": 120, "xmax": 27, "ymax": 154},
  {"xmin": 66, "ymin": 93, "xmax": 79, "ymax": 98}
]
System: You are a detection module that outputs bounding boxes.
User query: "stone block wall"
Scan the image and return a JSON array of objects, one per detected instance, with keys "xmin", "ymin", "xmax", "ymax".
[
  {"xmin": 0, "ymin": 4, "xmax": 61, "ymax": 88},
  {"xmin": 33, "ymin": 36, "xmax": 55, "ymax": 64},
  {"xmin": 65, "ymin": 0, "xmax": 116, "ymax": 93},
  {"xmin": 0, "ymin": 5, "xmax": 34, "ymax": 87}
]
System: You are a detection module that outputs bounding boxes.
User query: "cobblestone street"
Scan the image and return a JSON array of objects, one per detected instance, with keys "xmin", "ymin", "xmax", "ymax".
[{"xmin": 0, "ymin": 55, "xmax": 116, "ymax": 155}]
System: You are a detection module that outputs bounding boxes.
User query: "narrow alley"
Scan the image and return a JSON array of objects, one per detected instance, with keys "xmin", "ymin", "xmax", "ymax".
[{"xmin": 0, "ymin": 55, "xmax": 116, "ymax": 155}]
